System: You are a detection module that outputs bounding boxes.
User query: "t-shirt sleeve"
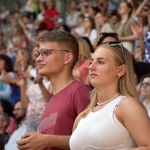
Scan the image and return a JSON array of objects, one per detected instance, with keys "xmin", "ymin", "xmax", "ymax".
[{"xmin": 73, "ymin": 85, "xmax": 91, "ymax": 115}]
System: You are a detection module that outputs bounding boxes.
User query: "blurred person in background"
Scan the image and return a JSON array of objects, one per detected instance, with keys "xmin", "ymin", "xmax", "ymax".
[
  {"xmin": 108, "ymin": 10, "xmax": 120, "ymax": 32},
  {"xmin": 132, "ymin": 9, "xmax": 150, "ymax": 63},
  {"xmin": 7, "ymin": 25, "xmax": 28, "ymax": 64},
  {"xmin": 0, "ymin": 112, "xmax": 10, "ymax": 144},
  {"xmin": 72, "ymin": 14, "xmax": 85, "ymax": 37},
  {"xmin": 5, "ymin": 101, "xmax": 27, "ymax": 150},
  {"xmin": 88, "ymin": 5, "xmax": 99, "ymax": 19},
  {"xmin": 73, "ymin": 37, "xmax": 91, "ymax": 82},
  {"xmin": 0, "ymin": 55, "xmax": 15, "ymax": 102},
  {"xmin": 43, "ymin": 0, "xmax": 59, "ymax": 31},
  {"xmin": 34, "ymin": 1, "xmax": 47, "ymax": 29},
  {"xmin": 95, "ymin": 11, "xmax": 114, "ymax": 39},
  {"xmin": 83, "ymin": 16, "xmax": 98, "ymax": 49},
  {"xmin": 0, "ymin": 4, "xmax": 10, "ymax": 26},
  {"xmin": 14, "ymin": 45, "xmax": 50, "ymax": 132},
  {"xmin": 117, "ymin": 1, "xmax": 138, "ymax": 53},
  {"xmin": 14, "ymin": 48, "xmax": 34, "ymax": 74},
  {"xmin": 56, "ymin": 24, "xmax": 71, "ymax": 33},
  {"xmin": 126, "ymin": 0, "xmax": 139, "ymax": 18},
  {"xmin": 97, "ymin": 0, "xmax": 108, "ymax": 14},
  {"xmin": 18, "ymin": 13, "xmax": 36, "ymax": 47},
  {"xmin": 139, "ymin": 74, "xmax": 150, "ymax": 117},
  {"xmin": 0, "ymin": 100, "xmax": 17, "ymax": 136},
  {"xmin": 66, "ymin": 0, "xmax": 80, "ymax": 32},
  {"xmin": 21, "ymin": 0, "xmax": 39, "ymax": 21},
  {"xmin": 79, "ymin": 3, "xmax": 89, "ymax": 17}
]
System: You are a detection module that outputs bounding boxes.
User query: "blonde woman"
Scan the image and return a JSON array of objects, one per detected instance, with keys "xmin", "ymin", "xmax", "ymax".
[
  {"xmin": 70, "ymin": 41, "xmax": 150, "ymax": 149},
  {"xmin": 14, "ymin": 48, "xmax": 33, "ymax": 73}
]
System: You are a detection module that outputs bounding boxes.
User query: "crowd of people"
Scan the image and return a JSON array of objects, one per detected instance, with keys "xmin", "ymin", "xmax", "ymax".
[{"xmin": 0, "ymin": 0, "xmax": 150, "ymax": 149}]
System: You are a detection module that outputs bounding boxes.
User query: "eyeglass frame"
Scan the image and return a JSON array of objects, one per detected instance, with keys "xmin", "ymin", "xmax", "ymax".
[
  {"xmin": 100, "ymin": 32, "xmax": 119, "ymax": 39},
  {"xmin": 140, "ymin": 82, "xmax": 150, "ymax": 87},
  {"xmin": 34, "ymin": 48, "xmax": 69, "ymax": 59},
  {"xmin": 98, "ymin": 41, "xmax": 126, "ymax": 64}
]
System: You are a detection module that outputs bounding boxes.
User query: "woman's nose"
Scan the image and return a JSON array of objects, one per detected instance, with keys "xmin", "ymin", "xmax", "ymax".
[{"xmin": 89, "ymin": 62, "xmax": 95, "ymax": 71}]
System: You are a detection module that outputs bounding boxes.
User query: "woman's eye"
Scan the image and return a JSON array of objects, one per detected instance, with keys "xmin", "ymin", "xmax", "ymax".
[{"xmin": 98, "ymin": 61, "xmax": 104, "ymax": 64}]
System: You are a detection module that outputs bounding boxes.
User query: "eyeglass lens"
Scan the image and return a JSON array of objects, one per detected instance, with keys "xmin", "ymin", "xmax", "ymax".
[
  {"xmin": 141, "ymin": 82, "xmax": 150, "ymax": 86},
  {"xmin": 34, "ymin": 49, "xmax": 49, "ymax": 58}
]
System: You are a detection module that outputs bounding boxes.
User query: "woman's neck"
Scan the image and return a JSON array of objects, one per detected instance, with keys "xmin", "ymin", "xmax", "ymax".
[
  {"xmin": 121, "ymin": 14, "xmax": 129, "ymax": 24},
  {"xmin": 86, "ymin": 28, "xmax": 92, "ymax": 34}
]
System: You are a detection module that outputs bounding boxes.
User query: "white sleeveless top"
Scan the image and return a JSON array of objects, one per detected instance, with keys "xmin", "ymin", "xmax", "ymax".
[{"xmin": 69, "ymin": 95, "xmax": 136, "ymax": 150}]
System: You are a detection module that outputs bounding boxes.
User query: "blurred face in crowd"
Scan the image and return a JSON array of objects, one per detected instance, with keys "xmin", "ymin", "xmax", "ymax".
[
  {"xmin": 97, "ymin": 0, "xmax": 108, "ymax": 10},
  {"xmin": 109, "ymin": 15, "xmax": 118, "ymax": 26},
  {"xmin": 96, "ymin": 12, "xmax": 106, "ymax": 26},
  {"xmin": 84, "ymin": 17, "xmax": 92, "ymax": 29},
  {"xmin": 15, "ymin": 50, "xmax": 24, "ymax": 62},
  {"xmin": 118, "ymin": 2, "xmax": 130, "ymax": 16},
  {"xmin": 140, "ymin": 77, "xmax": 150, "ymax": 99},
  {"xmin": 0, "ymin": 59, "xmax": 5, "ymax": 71},
  {"xmin": 46, "ymin": 0, "xmax": 54, "ymax": 9},
  {"xmin": 70, "ymin": 1, "xmax": 78, "ymax": 10},
  {"xmin": 13, "ymin": 101, "xmax": 26, "ymax": 123},
  {"xmin": 0, "ymin": 113, "xmax": 7, "ymax": 129}
]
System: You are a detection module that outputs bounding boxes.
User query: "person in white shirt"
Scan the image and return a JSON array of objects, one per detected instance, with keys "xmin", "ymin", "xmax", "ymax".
[{"xmin": 5, "ymin": 101, "xmax": 27, "ymax": 150}]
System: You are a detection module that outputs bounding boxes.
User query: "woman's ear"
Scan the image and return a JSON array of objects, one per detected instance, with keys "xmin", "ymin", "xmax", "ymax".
[
  {"xmin": 64, "ymin": 53, "xmax": 73, "ymax": 65},
  {"xmin": 117, "ymin": 64, "xmax": 126, "ymax": 78}
]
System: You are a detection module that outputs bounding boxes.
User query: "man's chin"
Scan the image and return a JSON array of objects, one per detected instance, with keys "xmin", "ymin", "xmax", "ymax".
[{"xmin": 38, "ymin": 72, "xmax": 46, "ymax": 77}]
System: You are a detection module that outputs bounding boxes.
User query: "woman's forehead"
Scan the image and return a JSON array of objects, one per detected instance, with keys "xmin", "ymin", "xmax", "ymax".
[{"xmin": 93, "ymin": 46, "xmax": 114, "ymax": 57}]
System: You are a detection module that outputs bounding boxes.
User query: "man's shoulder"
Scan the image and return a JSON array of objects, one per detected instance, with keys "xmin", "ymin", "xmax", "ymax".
[
  {"xmin": 71, "ymin": 80, "xmax": 91, "ymax": 87},
  {"xmin": 69, "ymin": 80, "xmax": 92, "ymax": 92}
]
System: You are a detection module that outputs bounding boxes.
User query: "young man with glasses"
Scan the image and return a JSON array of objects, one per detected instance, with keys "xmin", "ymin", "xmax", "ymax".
[{"xmin": 17, "ymin": 31, "xmax": 91, "ymax": 150}]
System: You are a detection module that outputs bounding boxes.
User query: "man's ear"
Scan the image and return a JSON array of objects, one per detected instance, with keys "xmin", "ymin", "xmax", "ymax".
[
  {"xmin": 117, "ymin": 64, "xmax": 126, "ymax": 78},
  {"xmin": 64, "ymin": 53, "xmax": 73, "ymax": 64}
]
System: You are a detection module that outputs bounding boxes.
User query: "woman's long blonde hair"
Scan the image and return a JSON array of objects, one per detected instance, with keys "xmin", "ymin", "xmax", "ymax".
[{"xmin": 82, "ymin": 43, "xmax": 138, "ymax": 117}]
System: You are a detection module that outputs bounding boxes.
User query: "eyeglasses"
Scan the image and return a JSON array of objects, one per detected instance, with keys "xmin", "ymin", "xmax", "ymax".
[
  {"xmin": 97, "ymin": 32, "xmax": 119, "ymax": 46},
  {"xmin": 141, "ymin": 82, "xmax": 150, "ymax": 87},
  {"xmin": 34, "ymin": 48, "xmax": 69, "ymax": 59},
  {"xmin": 100, "ymin": 32, "xmax": 118, "ymax": 39},
  {"xmin": 13, "ymin": 108, "xmax": 26, "ymax": 112},
  {"xmin": 99, "ymin": 41, "xmax": 126, "ymax": 64}
]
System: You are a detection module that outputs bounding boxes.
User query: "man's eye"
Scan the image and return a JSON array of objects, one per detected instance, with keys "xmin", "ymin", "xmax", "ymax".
[{"xmin": 41, "ymin": 51, "xmax": 48, "ymax": 56}]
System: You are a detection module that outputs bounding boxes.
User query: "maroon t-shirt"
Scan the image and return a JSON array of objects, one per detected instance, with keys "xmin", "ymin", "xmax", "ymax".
[{"xmin": 39, "ymin": 81, "xmax": 91, "ymax": 150}]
